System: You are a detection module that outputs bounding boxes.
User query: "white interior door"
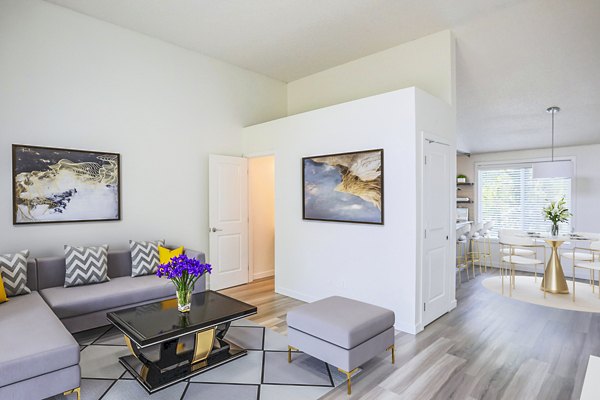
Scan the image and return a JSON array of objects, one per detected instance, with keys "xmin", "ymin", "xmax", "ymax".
[
  {"xmin": 209, "ymin": 154, "xmax": 249, "ymax": 290},
  {"xmin": 423, "ymin": 140, "xmax": 451, "ymax": 326}
]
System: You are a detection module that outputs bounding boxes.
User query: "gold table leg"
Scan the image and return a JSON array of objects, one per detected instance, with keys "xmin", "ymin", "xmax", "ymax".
[
  {"xmin": 63, "ymin": 387, "xmax": 80, "ymax": 400},
  {"xmin": 124, "ymin": 336, "xmax": 139, "ymax": 358},
  {"xmin": 192, "ymin": 328, "xmax": 216, "ymax": 364},
  {"xmin": 338, "ymin": 368, "xmax": 358, "ymax": 395},
  {"xmin": 386, "ymin": 344, "xmax": 395, "ymax": 364},
  {"xmin": 541, "ymin": 239, "xmax": 569, "ymax": 294}
]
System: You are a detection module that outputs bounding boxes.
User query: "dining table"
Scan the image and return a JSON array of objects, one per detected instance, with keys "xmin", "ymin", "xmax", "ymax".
[{"xmin": 520, "ymin": 232, "xmax": 595, "ymax": 294}]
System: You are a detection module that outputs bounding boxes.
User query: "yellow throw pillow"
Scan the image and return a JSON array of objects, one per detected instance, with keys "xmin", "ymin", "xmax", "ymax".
[
  {"xmin": 159, "ymin": 246, "xmax": 184, "ymax": 265},
  {"xmin": 0, "ymin": 273, "xmax": 8, "ymax": 304}
]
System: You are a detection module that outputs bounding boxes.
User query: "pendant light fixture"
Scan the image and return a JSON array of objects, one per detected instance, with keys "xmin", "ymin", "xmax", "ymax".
[{"xmin": 532, "ymin": 106, "xmax": 572, "ymax": 179}]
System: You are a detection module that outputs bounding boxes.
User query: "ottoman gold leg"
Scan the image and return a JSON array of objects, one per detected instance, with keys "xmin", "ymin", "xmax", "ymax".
[
  {"xmin": 63, "ymin": 387, "xmax": 80, "ymax": 400},
  {"xmin": 288, "ymin": 345, "xmax": 298, "ymax": 363},
  {"xmin": 338, "ymin": 368, "xmax": 358, "ymax": 395},
  {"xmin": 387, "ymin": 344, "xmax": 395, "ymax": 364}
]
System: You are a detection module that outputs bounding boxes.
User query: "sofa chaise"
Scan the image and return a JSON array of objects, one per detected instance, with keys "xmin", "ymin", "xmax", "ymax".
[{"xmin": 0, "ymin": 247, "xmax": 206, "ymax": 400}]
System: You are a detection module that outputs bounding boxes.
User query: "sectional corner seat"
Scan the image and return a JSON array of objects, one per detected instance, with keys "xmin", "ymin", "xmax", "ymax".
[{"xmin": 0, "ymin": 248, "xmax": 206, "ymax": 400}]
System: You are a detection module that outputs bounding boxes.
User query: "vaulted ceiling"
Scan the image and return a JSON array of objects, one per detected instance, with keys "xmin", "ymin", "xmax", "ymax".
[{"xmin": 45, "ymin": 0, "xmax": 600, "ymax": 153}]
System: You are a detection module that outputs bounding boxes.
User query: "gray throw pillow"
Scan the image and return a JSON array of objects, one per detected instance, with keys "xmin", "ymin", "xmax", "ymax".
[
  {"xmin": 64, "ymin": 245, "xmax": 110, "ymax": 287},
  {"xmin": 0, "ymin": 250, "xmax": 31, "ymax": 297},
  {"xmin": 130, "ymin": 240, "xmax": 165, "ymax": 277}
]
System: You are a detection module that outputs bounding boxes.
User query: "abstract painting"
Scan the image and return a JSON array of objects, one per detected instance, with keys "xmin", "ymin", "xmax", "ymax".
[
  {"xmin": 12, "ymin": 144, "xmax": 121, "ymax": 224},
  {"xmin": 303, "ymin": 149, "xmax": 383, "ymax": 224}
]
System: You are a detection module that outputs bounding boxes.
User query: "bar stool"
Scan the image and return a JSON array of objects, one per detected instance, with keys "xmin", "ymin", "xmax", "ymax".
[
  {"xmin": 474, "ymin": 221, "xmax": 494, "ymax": 273},
  {"xmin": 466, "ymin": 223, "xmax": 483, "ymax": 277},
  {"xmin": 456, "ymin": 224, "xmax": 471, "ymax": 286}
]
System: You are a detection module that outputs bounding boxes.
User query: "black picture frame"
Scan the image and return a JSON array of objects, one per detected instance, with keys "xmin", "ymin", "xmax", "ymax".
[
  {"xmin": 12, "ymin": 144, "xmax": 121, "ymax": 225},
  {"xmin": 302, "ymin": 148, "xmax": 384, "ymax": 225}
]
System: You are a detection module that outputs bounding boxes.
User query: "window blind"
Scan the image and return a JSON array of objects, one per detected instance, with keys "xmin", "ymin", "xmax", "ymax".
[{"xmin": 478, "ymin": 164, "xmax": 572, "ymax": 236}]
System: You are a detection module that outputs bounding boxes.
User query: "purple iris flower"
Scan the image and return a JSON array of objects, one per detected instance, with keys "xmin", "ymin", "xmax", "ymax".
[{"xmin": 156, "ymin": 254, "xmax": 212, "ymax": 291}]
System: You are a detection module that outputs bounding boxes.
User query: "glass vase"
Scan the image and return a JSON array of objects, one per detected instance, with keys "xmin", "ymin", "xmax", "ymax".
[
  {"xmin": 551, "ymin": 223, "xmax": 559, "ymax": 237},
  {"xmin": 176, "ymin": 289, "xmax": 192, "ymax": 313}
]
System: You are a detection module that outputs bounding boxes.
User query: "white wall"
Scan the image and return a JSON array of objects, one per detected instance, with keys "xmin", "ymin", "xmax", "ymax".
[
  {"xmin": 287, "ymin": 30, "xmax": 455, "ymax": 115},
  {"xmin": 243, "ymin": 88, "xmax": 455, "ymax": 334},
  {"xmin": 0, "ymin": 0, "xmax": 287, "ymax": 257},
  {"xmin": 457, "ymin": 144, "xmax": 600, "ymax": 277},
  {"xmin": 248, "ymin": 156, "xmax": 275, "ymax": 280}
]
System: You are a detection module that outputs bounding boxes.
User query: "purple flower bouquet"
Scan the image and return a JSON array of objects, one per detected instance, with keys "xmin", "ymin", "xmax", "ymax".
[{"xmin": 157, "ymin": 254, "xmax": 212, "ymax": 312}]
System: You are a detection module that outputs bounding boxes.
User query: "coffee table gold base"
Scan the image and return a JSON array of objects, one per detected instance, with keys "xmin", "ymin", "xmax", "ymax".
[{"xmin": 540, "ymin": 239, "xmax": 569, "ymax": 294}]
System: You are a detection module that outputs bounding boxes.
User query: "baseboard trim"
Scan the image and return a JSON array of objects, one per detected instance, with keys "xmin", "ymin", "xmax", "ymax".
[
  {"xmin": 253, "ymin": 269, "xmax": 274, "ymax": 280},
  {"xmin": 396, "ymin": 321, "xmax": 419, "ymax": 335},
  {"xmin": 414, "ymin": 323, "xmax": 424, "ymax": 334},
  {"xmin": 275, "ymin": 286, "xmax": 319, "ymax": 303},
  {"xmin": 449, "ymin": 299, "xmax": 457, "ymax": 311}
]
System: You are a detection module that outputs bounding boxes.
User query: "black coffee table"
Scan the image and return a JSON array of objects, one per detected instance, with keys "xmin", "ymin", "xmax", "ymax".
[{"xmin": 107, "ymin": 290, "xmax": 257, "ymax": 393}]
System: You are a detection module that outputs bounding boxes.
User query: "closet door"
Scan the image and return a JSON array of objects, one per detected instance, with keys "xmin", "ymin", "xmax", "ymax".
[{"xmin": 422, "ymin": 140, "xmax": 451, "ymax": 326}]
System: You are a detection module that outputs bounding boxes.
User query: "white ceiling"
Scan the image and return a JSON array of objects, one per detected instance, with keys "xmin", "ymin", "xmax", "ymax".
[{"xmin": 45, "ymin": 0, "xmax": 600, "ymax": 153}]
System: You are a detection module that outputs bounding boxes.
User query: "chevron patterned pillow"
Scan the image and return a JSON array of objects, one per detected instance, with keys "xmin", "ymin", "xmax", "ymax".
[
  {"xmin": 0, "ymin": 250, "xmax": 31, "ymax": 297},
  {"xmin": 130, "ymin": 240, "xmax": 165, "ymax": 277},
  {"xmin": 64, "ymin": 245, "xmax": 110, "ymax": 287}
]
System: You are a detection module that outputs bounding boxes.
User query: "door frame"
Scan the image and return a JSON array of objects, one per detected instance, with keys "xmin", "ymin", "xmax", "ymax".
[
  {"xmin": 416, "ymin": 131, "xmax": 456, "ymax": 333},
  {"xmin": 245, "ymin": 151, "xmax": 276, "ymax": 283}
]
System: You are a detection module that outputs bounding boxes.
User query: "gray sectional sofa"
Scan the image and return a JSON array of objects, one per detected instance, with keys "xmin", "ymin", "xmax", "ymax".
[{"xmin": 0, "ymin": 247, "xmax": 206, "ymax": 400}]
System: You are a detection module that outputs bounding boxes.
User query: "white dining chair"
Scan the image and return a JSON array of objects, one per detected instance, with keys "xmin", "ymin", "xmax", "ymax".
[
  {"xmin": 571, "ymin": 241, "xmax": 600, "ymax": 302},
  {"xmin": 500, "ymin": 235, "xmax": 546, "ymax": 297},
  {"xmin": 561, "ymin": 233, "xmax": 600, "ymax": 289},
  {"xmin": 499, "ymin": 229, "xmax": 537, "ymax": 258},
  {"xmin": 561, "ymin": 233, "xmax": 600, "ymax": 262}
]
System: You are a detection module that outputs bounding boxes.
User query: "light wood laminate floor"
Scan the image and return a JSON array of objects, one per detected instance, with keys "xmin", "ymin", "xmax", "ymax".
[{"xmin": 220, "ymin": 272, "xmax": 598, "ymax": 399}]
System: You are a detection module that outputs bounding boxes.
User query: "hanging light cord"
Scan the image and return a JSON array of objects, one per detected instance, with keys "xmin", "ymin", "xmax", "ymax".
[
  {"xmin": 551, "ymin": 109, "xmax": 555, "ymax": 162},
  {"xmin": 546, "ymin": 106, "xmax": 559, "ymax": 162}
]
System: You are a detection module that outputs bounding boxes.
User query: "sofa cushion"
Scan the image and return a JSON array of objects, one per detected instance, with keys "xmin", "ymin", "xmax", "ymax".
[
  {"xmin": 130, "ymin": 240, "xmax": 165, "ymax": 277},
  {"xmin": 287, "ymin": 296, "xmax": 395, "ymax": 349},
  {"xmin": 159, "ymin": 245, "xmax": 184, "ymax": 265},
  {"xmin": 0, "ymin": 275, "xmax": 7, "ymax": 303},
  {"xmin": 0, "ymin": 250, "xmax": 31, "ymax": 297},
  {"xmin": 40, "ymin": 275, "xmax": 178, "ymax": 319},
  {"xmin": 25, "ymin": 259, "xmax": 37, "ymax": 291},
  {"xmin": 64, "ymin": 244, "xmax": 110, "ymax": 287},
  {"xmin": 107, "ymin": 250, "xmax": 133, "ymax": 278},
  {"xmin": 0, "ymin": 291, "xmax": 79, "ymax": 387}
]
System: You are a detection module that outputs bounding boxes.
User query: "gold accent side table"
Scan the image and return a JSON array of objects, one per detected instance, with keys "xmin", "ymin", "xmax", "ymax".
[{"xmin": 541, "ymin": 238, "xmax": 570, "ymax": 294}]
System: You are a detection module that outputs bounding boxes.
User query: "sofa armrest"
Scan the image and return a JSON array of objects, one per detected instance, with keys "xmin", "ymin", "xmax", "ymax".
[
  {"xmin": 181, "ymin": 249, "xmax": 208, "ymax": 291},
  {"xmin": 184, "ymin": 248, "xmax": 206, "ymax": 263}
]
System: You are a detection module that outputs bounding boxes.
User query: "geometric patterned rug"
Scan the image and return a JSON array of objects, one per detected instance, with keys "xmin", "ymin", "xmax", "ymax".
[{"xmin": 50, "ymin": 319, "xmax": 351, "ymax": 400}]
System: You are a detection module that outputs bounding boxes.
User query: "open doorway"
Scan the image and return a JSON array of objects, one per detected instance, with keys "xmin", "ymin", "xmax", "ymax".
[{"xmin": 248, "ymin": 155, "xmax": 275, "ymax": 282}]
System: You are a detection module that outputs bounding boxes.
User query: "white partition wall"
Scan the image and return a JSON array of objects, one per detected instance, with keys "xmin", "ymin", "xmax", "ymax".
[{"xmin": 243, "ymin": 87, "xmax": 455, "ymax": 334}]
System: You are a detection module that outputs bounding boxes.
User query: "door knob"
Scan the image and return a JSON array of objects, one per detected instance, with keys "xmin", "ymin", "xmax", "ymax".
[{"xmin": 210, "ymin": 227, "xmax": 223, "ymax": 233}]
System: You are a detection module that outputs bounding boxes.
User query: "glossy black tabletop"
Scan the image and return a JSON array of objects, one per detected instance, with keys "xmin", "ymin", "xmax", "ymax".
[{"xmin": 107, "ymin": 291, "xmax": 257, "ymax": 347}]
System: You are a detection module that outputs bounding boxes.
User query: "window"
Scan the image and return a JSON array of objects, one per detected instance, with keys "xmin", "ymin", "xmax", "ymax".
[{"xmin": 477, "ymin": 163, "xmax": 572, "ymax": 236}]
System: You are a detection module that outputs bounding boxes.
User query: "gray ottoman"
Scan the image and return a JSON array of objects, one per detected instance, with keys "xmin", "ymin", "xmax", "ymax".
[{"xmin": 287, "ymin": 296, "xmax": 395, "ymax": 395}]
